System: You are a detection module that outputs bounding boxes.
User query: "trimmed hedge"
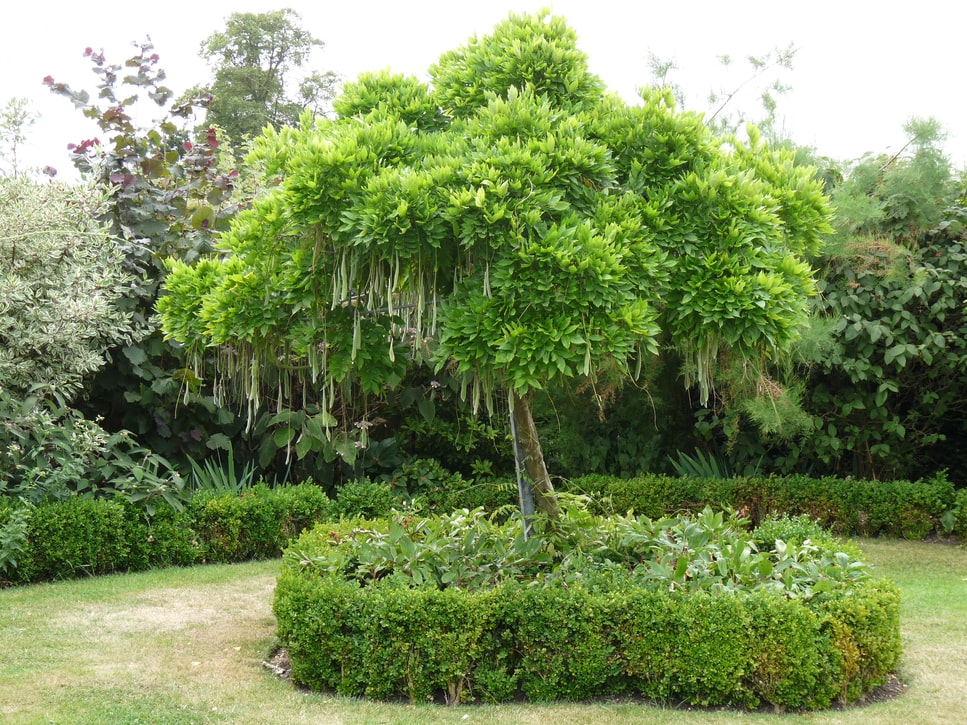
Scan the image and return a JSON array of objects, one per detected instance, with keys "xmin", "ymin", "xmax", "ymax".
[
  {"xmin": 274, "ymin": 531, "xmax": 902, "ymax": 709},
  {"xmin": 558, "ymin": 472, "xmax": 958, "ymax": 539},
  {"xmin": 1, "ymin": 482, "xmax": 332, "ymax": 585},
  {"xmin": 2, "ymin": 468, "xmax": 962, "ymax": 586}
]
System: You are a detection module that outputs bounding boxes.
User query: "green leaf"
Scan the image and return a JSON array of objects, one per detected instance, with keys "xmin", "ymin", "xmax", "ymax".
[
  {"xmin": 295, "ymin": 433, "xmax": 313, "ymax": 459},
  {"xmin": 417, "ymin": 397, "xmax": 436, "ymax": 422},
  {"xmin": 122, "ymin": 345, "xmax": 148, "ymax": 365},
  {"xmin": 273, "ymin": 426, "xmax": 295, "ymax": 448},
  {"xmin": 206, "ymin": 433, "xmax": 232, "ymax": 450}
]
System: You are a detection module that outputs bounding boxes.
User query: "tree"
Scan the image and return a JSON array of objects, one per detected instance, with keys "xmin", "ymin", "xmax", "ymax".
[
  {"xmin": 0, "ymin": 98, "xmax": 38, "ymax": 179},
  {"xmin": 188, "ymin": 8, "xmax": 339, "ymax": 146},
  {"xmin": 45, "ymin": 40, "xmax": 245, "ymax": 465},
  {"xmin": 797, "ymin": 119, "xmax": 967, "ymax": 480},
  {"xmin": 159, "ymin": 11, "xmax": 830, "ymax": 521}
]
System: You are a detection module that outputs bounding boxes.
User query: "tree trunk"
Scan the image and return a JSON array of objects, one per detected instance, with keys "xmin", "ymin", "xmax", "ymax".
[{"xmin": 509, "ymin": 389, "xmax": 560, "ymax": 522}]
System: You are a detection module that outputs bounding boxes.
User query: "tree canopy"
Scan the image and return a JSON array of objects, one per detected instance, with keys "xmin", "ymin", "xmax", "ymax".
[{"xmin": 159, "ymin": 10, "xmax": 830, "ymax": 515}]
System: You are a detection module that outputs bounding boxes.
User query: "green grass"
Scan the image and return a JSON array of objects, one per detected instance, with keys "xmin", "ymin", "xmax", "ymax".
[{"xmin": 0, "ymin": 539, "xmax": 964, "ymax": 724}]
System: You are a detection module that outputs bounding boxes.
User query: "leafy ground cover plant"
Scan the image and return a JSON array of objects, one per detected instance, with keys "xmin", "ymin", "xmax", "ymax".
[{"xmin": 289, "ymin": 504, "xmax": 870, "ymax": 598}]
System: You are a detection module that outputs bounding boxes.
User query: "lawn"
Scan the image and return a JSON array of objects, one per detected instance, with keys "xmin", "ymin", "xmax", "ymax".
[{"xmin": 1, "ymin": 538, "xmax": 964, "ymax": 724}]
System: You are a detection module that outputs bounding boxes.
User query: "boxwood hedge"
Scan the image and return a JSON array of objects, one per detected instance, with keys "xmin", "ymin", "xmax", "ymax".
[{"xmin": 273, "ymin": 511, "xmax": 902, "ymax": 710}]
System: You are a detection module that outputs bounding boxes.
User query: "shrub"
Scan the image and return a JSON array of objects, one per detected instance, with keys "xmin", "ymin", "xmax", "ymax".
[
  {"xmin": 189, "ymin": 482, "xmax": 331, "ymax": 562},
  {"xmin": 752, "ymin": 512, "xmax": 864, "ymax": 560},
  {"xmin": 274, "ymin": 506, "xmax": 901, "ymax": 708},
  {"xmin": 14, "ymin": 496, "xmax": 136, "ymax": 582},
  {"xmin": 561, "ymin": 472, "xmax": 956, "ymax": 539},
  {"xmin": 122, "ymin": 501, "xmax": 200, "ymax": 571},
  {"xmin": 3, "ymin": 481, "xmax": 333, "ymax": 584},
  {"xmin": 0, "ymin": 501, "xmax": 31, "ymax": 580},
  {"xmin": 953, "ymin": 487, "xmax": 967, "ymax": 539},
  {"xmin": 332, "ymin": 478, "xmax": 397, "ymax": 520}
]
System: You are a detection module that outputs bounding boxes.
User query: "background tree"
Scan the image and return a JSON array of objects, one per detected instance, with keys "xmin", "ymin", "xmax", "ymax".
[
  {"xmin": 0, "ymin": 98, "xmax": 38, "ymax": 179},
  {"xmin": 159, "ymin": 11, "xmax": 830, "ymax": 520},
  {"xmin": 0, "ymin": 177, "xmax": 136, "ymax": 399},
  {"xmin": 46, "ymin": 41, "xmax": 245, "ymax": 467},
  {"xmin": 797, "ymin": 119, "xmax": 967, "ymax": 480},
  {"xmin": 186, "ymin": 8, "xmax": 339, "ymax": 148}
]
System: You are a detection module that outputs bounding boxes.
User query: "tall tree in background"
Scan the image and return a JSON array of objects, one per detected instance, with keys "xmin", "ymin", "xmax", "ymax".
[
  {"xmin": 190, "ymin": 8, "xmax": 339, "ymax": 146},
  {"xmin": 0, "ymin": 98, "xmax": 37, "ymax": 179}
]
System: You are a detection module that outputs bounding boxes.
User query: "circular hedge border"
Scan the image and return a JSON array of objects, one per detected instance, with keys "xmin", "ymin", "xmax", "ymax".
[{"xmin": 273, "ymin": 524, "xmax": 902, "ymax": 710}]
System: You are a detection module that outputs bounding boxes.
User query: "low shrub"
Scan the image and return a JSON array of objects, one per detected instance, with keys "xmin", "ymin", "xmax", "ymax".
[
  {"xmin": 2, "ymin": 481, "xmax": 333, "ymax": 584},
  {"xmin": 752, "ymin": 512, "xmax": 864, "ymax": 560},
  {"xmin": 274, "ymin": 505, "xmax": 901, "ymax": 709},
  {"xmin": 189, "ymin": 482, "xmax": 332, "ymax": 562},
  {"xmin": 332, "ymin": 478, "xmax": 397, "ymax": 520},
  {"xmin": 388, "ymin": 458, "xmax": 517, "ymax": 514},
  {"xmin": 555, "ymin": 472, "xmax": 956, "ymax": 538},
  {"xmin": 953, "ymin": 487, "xmax": 967, "ymax": 539},
  {"xmin": 13, "ymin": 496, "xmax": 137, "ymax": 583}
]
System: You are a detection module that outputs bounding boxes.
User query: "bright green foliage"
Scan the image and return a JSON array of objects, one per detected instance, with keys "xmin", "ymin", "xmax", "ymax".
[
  {"xmin": 159, "ymin": 9, "xmax": 829, "ymax": 465},
  {"xmin": 0, "ymin": 178, "xmax": 135, "ymax": 399},
  {"xmin": 429, "ymin": 11, "xmax": 605, "ymax": 118}
]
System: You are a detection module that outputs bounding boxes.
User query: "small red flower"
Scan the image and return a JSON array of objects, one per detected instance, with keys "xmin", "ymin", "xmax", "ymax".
[
  {"xmin": 43, "ymin": 75, "xmax": 55, "ymax": 86},
  {"xmin": 183, "ymin": 141, "xmax": 193, "ymax": 152},
  {"xmin": 84, "ymin": 47, "xmax": 93, "ymax": 57},
  {"xmin": 149, "ymin": 53, "xmax": 160, "ymax": 64}
]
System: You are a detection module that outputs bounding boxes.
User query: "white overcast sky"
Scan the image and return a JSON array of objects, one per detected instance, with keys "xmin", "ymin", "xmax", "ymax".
[{"xmin": 3, "ymin": 0, "xmax": 965, "ymax": 176}]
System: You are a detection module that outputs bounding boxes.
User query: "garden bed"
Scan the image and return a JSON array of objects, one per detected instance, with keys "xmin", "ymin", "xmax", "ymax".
[{"xmin": 273, "ymin": 507, "xmax": 902, "ymax": 710}]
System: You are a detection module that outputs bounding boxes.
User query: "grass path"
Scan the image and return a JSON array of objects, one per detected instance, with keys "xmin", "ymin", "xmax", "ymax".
[{"xmin": 1, "ymin": 539, "xmax": 964, "ymax": 724}]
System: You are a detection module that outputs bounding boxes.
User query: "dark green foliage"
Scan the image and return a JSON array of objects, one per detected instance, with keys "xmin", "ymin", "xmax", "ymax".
[
  {"xmin": 274, "ymin": 509, "xmax": 901, "ymax": 708},
  {"xmin": 802, "ymin": 237, "xmax": 967, "ymax": 480},
  {"xmin": 383, "ymin": 458, "xmax": 517, "ymax": 514},
  {"xmin": 534, "ymin": 359, "xmax": 696, "ymax": 479},
  {"xmin": 3, "ymin": 482, "xmax": 332, "ymax": 585},
  {"xmin": 556, "ymin": 472, "xmax": 955, "ymax": 538},
  {"xmin": 759, "ymin": 122, "xmax": 967, "ymax": 482},
  {"xmin": 189, "ymin": 482, "xmax": 332, "ymax": 562}
]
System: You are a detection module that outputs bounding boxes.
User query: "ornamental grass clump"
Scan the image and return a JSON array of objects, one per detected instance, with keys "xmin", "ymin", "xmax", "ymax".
[{"xmin": 274, "ymin": 502, "xmax": 901, "ymax": 708}]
